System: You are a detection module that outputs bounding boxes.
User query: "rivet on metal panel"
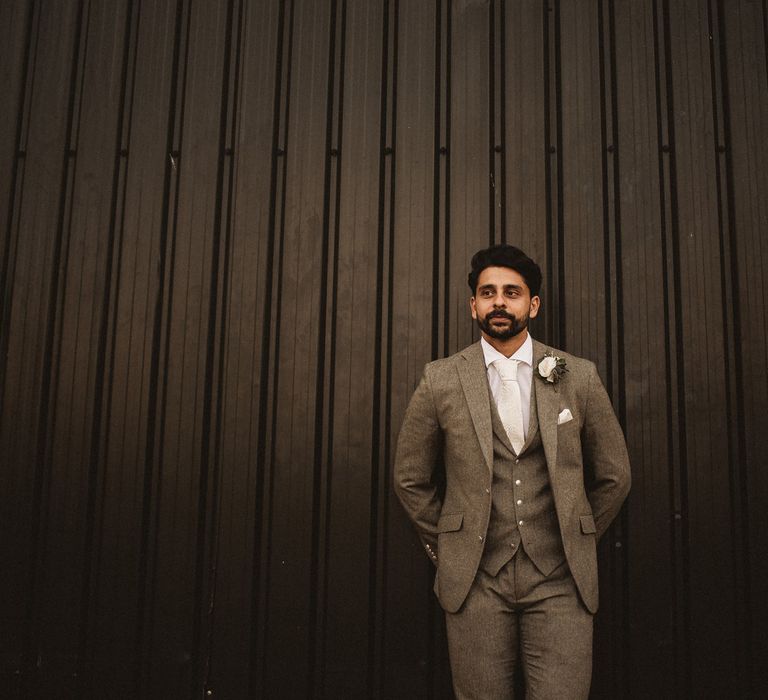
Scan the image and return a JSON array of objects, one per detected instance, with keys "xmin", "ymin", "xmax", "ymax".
[
  {"xmin": 330, "ymin": 148, "xmax": 339, "ymax": 157},
  {"xmin": 494, "ymin": 144, "xmax": 502, "ymax": 153},
  {"xmin": 225, "ymin": 147, "xmax": 233, "ymax": 156},
  {"xmin": 606, "ymin": 145, "xmax": 614, "ymax": 153},
  {"xmin": 548, "ymin": 146, "xmax": 556, "ymax": 154},
  {"xmin": 276, "ymin": 147, "xmax": 285, "ymax": 156},
  {"xmin": 662, "ymin": 144, "xmax": 670, "ymax": 153},
  {"xmin": 674, "ymin": 512, "xmax": 682, "ymax": 520},
  {"xmin": 383, "ymin": 146, "xmax": 392, "ymax": 155},
  {"xmin": 439, "ymin": 146, "xmax": 448, "ymax": 155},
  {"xmin": 615, "ymin": 541, "xmax": 622, "ymax": 549}
]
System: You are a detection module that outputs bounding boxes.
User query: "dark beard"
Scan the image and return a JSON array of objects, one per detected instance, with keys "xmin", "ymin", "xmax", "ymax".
[{"xmin": 476, "ymin": 309, "xmax": 529, "ymax": 340}]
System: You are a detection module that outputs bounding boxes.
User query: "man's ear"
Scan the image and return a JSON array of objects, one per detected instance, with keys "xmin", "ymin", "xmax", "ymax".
[
  {"xmin": 470, "ymin": 296, "xmax": 477, "ymax": 319},
  {"xmin": 529, "ymin": 295, "xmax": 541, "ymax": 318}
]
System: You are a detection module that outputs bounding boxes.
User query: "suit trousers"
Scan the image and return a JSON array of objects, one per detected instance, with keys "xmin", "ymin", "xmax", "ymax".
[{"xmin": 444, "ymin": 548, "xmax": 593, "ymax": 700}]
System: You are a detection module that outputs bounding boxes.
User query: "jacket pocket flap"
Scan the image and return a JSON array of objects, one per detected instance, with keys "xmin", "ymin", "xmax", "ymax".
[
  {"xmin": 580, "ymin": 514, "xmax": 597, "ymax": 534},
  {"xmin": 437, "ymin": 512, "xmax": 463, "ymax": 533}
]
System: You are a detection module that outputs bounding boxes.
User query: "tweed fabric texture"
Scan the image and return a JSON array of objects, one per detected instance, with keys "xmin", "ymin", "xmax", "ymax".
[
  {"xmin": 445, "ymin": 550, "xmax": 593, "ymax": 700},
  {"xmin": 394, "ymin": 340, "xmax": 631, "ymax": 614},
  {"xmin": 479, "ymin": 394, "xmax": 566, "ymax": 578}
]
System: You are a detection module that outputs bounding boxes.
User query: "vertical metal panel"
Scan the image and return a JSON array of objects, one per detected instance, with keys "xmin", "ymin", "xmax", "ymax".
[
  {"xmin": 209, "ymin": 0, "xmax": 280, "ymax": 695},
  {"xmin": 40, "ymin": 2, "xmax": 132, "ymax": 696},
  {"xmin": 559, "ymin": 0, "xmax": 608, "ymax": 367},
  {"xmin": 449, "ymin": 0, "xmax": 490, "ymax": 353},
  {"xmin": 261, "ymin": 0, "xmax": 331, "ymax": 696},
  {"xmin": 666, "ymin": 0, "xmax": 738, "ymax": 694},
  {"xmin": 93, "ymin": 1, "xmax": 180, "ymax": 694},
  {"xmin": 0, "ymin": 1, "xmax": 83, "ymax": 694},
  {"xmin": 384, "ymin": 2, "xmax": 442, "ymax": 698},
  {"xmin": 317, "ymin": 0, "xmax": 386, "ymax": 695},
  {"xmin": 611, "ymin": 2, "xmax": 677, "ymax": 697},
  {"xmin": 720, "ymin": 0, "xmax": 768, "ymax": 693},
  {"xmin": 250, "ymin": 0, "xmax": 293, "ymax": 693},
  {"xmin": 543, "ymin": 0, "xmax": 563, "ymax": 345},
  {"xmin": 502, "ymin": 0, "xmax": 546, "ymax": 267},
  {"xmin": 0, "ymin": 0, "xmax": 35, "ymax": 688},
  {"xmin": 1, "ymin": 1, "xmax": 766, "ymax": 698},
  {"xmin": 143, "ymin": 0, "xmax": 231, "ymax": 695},
  {"xmin": 0, "ymin": 0, "xmax": 32, "ymax": 343}
]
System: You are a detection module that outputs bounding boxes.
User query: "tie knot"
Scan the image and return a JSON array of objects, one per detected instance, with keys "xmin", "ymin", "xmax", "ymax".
[{"xmin": 494, "ymin": 358, "xmax": 519, "ymax": 381}]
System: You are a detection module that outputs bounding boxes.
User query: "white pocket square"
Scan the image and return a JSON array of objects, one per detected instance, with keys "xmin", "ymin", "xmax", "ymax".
[{"xmin": 557, "ymin": 408, "xmax": 573, "ymax": 425}]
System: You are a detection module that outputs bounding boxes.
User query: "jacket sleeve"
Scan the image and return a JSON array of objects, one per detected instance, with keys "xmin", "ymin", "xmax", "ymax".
[
  {"xmin": 581, "ymin": 362, "xmax": 631, "ymax": 539},
  {"xmin": 393, "ymin": 365, "xmax": 443, "ymax": 564}
]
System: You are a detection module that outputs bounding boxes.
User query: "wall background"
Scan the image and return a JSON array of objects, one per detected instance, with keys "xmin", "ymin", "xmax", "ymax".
[{"xmin": 1, "ymin": 0, "xmax": 767, "ymax": 698}]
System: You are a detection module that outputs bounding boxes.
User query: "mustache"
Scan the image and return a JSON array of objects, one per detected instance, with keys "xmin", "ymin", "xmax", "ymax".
[{"xmin": 487, "ymin": 310, "xmax": 515, "ymax": 320}]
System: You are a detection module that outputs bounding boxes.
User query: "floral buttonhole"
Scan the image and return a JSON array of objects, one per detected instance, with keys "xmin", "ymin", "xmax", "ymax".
[{"xmin": 537, "ymin": 352, "xmax": 568, "ymax": 384}]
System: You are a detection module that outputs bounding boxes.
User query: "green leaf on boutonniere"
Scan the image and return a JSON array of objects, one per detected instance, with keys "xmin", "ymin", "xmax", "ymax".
[{"xmin": 536, "ymin": 351, "xmax": 568, "ymax": 384}]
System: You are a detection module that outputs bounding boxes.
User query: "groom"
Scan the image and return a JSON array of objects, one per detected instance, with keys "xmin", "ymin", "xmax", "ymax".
[{"xmin": 394, "ymin": 244, "xmax": 630, "ymax": 699}]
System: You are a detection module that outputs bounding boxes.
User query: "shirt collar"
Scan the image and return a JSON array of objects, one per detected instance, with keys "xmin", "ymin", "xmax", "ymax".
[{"xmin": 480, "ymin": 333, "xmax": 533, "ymax": 368}]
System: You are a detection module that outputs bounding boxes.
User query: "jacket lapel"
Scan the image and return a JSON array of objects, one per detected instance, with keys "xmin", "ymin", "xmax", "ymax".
[
  {"xmin": 519, "ymin": 383, "xmax": 539, "ymax": 453},
  {"xmin": 457, "ymin": 342, "xmax": 494, "ymax": 472},
  {"xmin": 489, "ymin": 397, "xmax": 516, "ymax": 455},
  {"xmin": 532, "ymin": 339, "xmax": 559, "ymax": 476}
]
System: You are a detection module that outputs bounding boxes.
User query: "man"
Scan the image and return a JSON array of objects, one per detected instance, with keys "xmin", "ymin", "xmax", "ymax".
[{"xmin": 394, "ymin": 244, "xmax": 630, "ymax": 699}]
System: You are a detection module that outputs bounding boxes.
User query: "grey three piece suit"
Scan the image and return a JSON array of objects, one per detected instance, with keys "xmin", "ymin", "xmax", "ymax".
[{"xmin": 394, "ymin": 338, "xmax": 631, "ymax": 699}]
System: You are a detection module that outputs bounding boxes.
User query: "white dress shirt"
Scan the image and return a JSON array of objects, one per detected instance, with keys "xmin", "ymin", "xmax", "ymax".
[{"xmin": 481, "ymin": 333, "xmax": 534, "ymax": 438}]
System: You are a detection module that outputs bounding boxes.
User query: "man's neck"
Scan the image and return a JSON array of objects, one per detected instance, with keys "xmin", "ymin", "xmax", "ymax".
[{"xmin": 481, "ymin": 329, "xmax": 529, "ymax": 358}]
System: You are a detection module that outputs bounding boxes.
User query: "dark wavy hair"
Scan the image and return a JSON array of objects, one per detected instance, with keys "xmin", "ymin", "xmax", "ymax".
[{"xmin": 467, "ymin": 244, "xmax": 542, "ymax": 297}]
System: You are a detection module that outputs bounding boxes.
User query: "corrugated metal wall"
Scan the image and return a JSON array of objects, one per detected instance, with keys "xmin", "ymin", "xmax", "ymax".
[{"xmin": 1, "ymin": 0, "xmax": 766, "ymax": 698}]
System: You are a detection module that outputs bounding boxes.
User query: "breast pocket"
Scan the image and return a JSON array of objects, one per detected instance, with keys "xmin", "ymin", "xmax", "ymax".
[{"xmin": 556, "ymin": 418, "xmax": 581, "ymax": 449}]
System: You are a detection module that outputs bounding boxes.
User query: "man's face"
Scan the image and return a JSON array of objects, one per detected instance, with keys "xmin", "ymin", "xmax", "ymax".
[{"xmin": 470, "ymin": 266, "xmax": 540, "ymax": 341}]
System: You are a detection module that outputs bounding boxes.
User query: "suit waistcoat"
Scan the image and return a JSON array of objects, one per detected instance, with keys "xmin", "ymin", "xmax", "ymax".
[{"xmin": 479, "ymin": 388, "xmax": 566, "ymax": 577}]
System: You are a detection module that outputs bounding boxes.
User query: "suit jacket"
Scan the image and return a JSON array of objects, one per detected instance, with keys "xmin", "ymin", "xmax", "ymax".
[{"xmin": 393, "ymin": 338, "xmax": 631, "ymax": 614}]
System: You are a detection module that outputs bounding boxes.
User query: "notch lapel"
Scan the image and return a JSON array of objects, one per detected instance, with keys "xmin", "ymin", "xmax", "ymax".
[
  {"xmin": 457, "ymin": 342, "xmax": 494, "ymax": 472},
  {"xmin": 489, "ymin": 398, "xmax": 516, "ymax": 455},
  {"xmin": 519, "ymin": 383, "xmax": 539, "ymax": 454},
  {"xmin": 532, "ymin": 339, "xmax": 559, "ymax": 476}
]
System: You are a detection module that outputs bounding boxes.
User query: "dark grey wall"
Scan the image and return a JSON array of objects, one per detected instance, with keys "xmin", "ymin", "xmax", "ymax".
[{"xmin": 1, "ymin": 0, "xmax": 766, "ymax": 698}]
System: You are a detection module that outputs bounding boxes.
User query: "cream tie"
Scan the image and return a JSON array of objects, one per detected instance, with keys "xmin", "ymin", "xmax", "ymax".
[{"xmin": 494, "ymin": 358, "xmax": 525, "ymax": 454}]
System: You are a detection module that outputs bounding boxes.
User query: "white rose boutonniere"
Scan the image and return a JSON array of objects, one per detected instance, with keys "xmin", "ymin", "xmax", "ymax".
[{"xmin": 537, "ymin": 352, "xmax": 568, "ymax": 384}]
